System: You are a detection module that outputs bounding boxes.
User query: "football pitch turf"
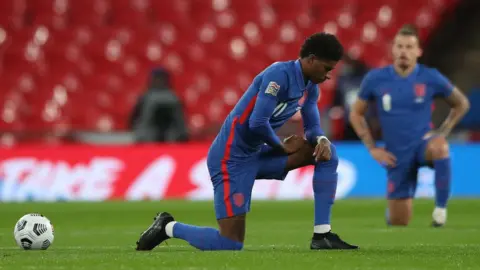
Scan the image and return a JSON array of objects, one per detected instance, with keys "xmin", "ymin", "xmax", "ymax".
[{"xmin": 0, "ymin": 199, "xmax": 479, "ymax": 270}]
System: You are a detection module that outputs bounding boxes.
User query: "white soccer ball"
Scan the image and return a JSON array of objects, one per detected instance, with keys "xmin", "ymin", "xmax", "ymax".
[{"xmin": 13, "ymin": 213, "xmax": 55, "ymax": 250}]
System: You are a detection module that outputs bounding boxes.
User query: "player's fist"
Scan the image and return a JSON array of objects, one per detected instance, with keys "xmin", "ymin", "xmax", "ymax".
[
  {"xmin": 313, "ymin": 137, "xmax": 332, "ymax": 162},
  {"xmin": 369, "ymin": 147, "xmax": 397, "ymax": 167},
  {"xmin": 282, "ymin": 135, "xmax": 304, "ymax": 154}
]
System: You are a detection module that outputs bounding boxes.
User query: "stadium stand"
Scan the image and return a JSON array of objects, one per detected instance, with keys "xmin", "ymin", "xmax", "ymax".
[{"xmin": 0, "ymin": 0, "xmax": 459, "ymax": 141}]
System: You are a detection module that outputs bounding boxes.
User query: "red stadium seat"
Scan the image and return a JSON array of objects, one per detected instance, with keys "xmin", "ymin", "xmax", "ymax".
[
  {"xmin": 110, "ymin": 0, "xmax": 151, "ymax": 12},
  {"xmin": 110, "ymin": 0, "xmax": 152, "ymax": 27},
  {"xmin": 0, "ymin": 0, "xmax": 26, "ymax": 15},
  {"xmin": 28, "ymin": 0, "xmax": 68, "ymax": 29},
  {"xmin": 150, "ymin": 0, "xmax": 191, "ymax": 25},
  {"xmin": 68, "ymin": 0, "xmax": 109, "ymax": 26},
  {"xmin": 189, "ymin": 0, "xmax": 215, "ymax": 24},
  {"xmin": 270, "ymin": 0, "xmax": 310, "ymax": 22},
  {"xmin": 0, "ymin": 0, "xmax": 27, "ymax": 29},
  {"xmin": 1, "ymin": 48, "xmax": 47, "ymax": 75},
  {"xmin": 229, "ymin": 0, "xmax": 268, "ymax": 24}
]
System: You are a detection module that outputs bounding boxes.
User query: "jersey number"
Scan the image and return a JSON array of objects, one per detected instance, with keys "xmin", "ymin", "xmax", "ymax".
[
  {"xmin": 382, "ymin": 94, "xmax": 392, "ymax": 112},
  {"xmin": 273, "ymin": 102, "xmax": 287, "ymax": 117}
]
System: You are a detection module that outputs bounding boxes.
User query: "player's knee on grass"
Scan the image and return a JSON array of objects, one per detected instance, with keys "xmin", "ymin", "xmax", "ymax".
[
  {"xmin": 217, "ymin": 214, "xmax": 246, "ymax": 244},
  {"xmin": 389, "ymin": 214, "xmax": 410, "ymax": 226},
  {"xmin": 426, "ymin": 137, "xmax": 450, "ymax": 160},
  {"xmin": 388, "ymin": 199, "xmax": 412, "ymax": 226}
]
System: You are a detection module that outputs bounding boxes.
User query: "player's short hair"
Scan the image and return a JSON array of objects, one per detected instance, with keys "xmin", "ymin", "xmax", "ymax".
[
  {"xmin": 397, "ymin": 24, "xmax": 420, "ymax": 40},
  {"xmin": 300, "ymin": 33, "xmax": 343, "ymax": 61}
]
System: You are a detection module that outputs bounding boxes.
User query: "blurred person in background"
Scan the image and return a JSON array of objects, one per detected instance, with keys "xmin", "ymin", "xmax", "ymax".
[
  {"xmin": 130, "ymin": 68, "xmax": 189, "ymax": 143},
  {"xmin": 350, "ymin": 24, "xmax": 470, "ymax": 227},
  {"xmin": 332, "ymin": 56, "xmax": 382, "ymax": 140}
]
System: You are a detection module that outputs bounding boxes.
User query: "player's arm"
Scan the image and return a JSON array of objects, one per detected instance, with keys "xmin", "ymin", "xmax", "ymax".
[
  {"xmin": 301, "ymin": 85, "xmax": 325, "ymax": 145},
  {"xmin": 300, "ymin": 86, "xmax": 331, "ymax": 161},
  {"xmin": 437, "ymin": 87, "xmax": 470, "ymax": 136},
  {"xmin": 349, "ymin": 99, "xmax": 376, "ymax": 150},
  {"xmin": 349, "ymin": 73, "xmax": 376, "ymax": 150},
  {"xmin": 431, "ymin": 71, "xmax": 470, "ymax": 136},
  {"xmin": 249, "ymin": 70, "xmax": 301, "ymax": 154},
  {"xmin": 349, "ymin": 72, "xmax": 396, "ymax": 166}
]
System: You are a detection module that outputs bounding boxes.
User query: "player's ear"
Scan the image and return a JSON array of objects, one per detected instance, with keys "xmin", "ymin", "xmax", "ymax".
[{"xmin": 417, "ymin": 47, "xmax": 423, "ymax": 58}]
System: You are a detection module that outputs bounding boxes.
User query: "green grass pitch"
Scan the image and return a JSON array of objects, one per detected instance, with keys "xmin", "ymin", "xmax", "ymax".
[{"xmin": 0, "ymin": 199, "xmax": 479, "ymax": 270}]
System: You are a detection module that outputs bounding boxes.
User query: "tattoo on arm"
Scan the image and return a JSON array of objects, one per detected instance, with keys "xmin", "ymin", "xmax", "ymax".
[
  {"xmin": 439, "ymin": 87, "xmax": 470, "ymax": 136},
  {"xmin": 350, "ymin": 99, "xmax": 376, "ymax": 150},
  {"xmin": 358, "ymin": 119, "xmax": 376, "ymax": 150}
]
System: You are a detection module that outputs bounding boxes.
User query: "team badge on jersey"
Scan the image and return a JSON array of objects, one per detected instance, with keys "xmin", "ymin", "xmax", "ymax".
[
  {"xmin": 265, "ymin": 81, "xmax": 280, "ymax": 96},
  {"xmin": 414, "ymin": 84, "xmax": 426, "ymax": 103}
]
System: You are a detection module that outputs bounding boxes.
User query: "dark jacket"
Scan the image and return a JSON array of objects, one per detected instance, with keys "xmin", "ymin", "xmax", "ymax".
[{"xmin": 130, "ymin": 69, "xmax": 189, "ymax": 142}]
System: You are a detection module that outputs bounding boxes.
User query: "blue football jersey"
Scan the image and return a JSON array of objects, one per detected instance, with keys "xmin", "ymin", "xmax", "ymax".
[
  {"xmin": 209, "ymin": 60, "xmax": 324, "ymax": 159},
  {"xmin": 358, "ymin": 64, "xmax": 454, "ymax": 154}
]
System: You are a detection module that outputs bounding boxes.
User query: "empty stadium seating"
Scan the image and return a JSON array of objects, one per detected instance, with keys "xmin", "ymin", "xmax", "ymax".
[{"xmin": 0, "ymin": 0, "xmax": 459, "ymax": 139}]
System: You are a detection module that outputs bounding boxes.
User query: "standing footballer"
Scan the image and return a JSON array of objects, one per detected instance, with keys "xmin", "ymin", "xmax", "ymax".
[
  {"xmin": 350, "ymin": 25, "xmax": 470, "ymax": 227},
  {"xmin": 135, "ymin": 33, "xmax": 358, "ymax": 251}
]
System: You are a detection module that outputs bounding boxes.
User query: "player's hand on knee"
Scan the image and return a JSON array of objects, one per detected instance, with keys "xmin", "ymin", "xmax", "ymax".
[
  {"xmin": 313, "ymin": 137, "xmax": 332, "ymax": 162},
  {"xmin": 282, "ymin": 135, "xmax": 304, "ymax": 154},
  {"xmin": 369, "ymin": 147, "xmax": 397, "ymax": 167}
]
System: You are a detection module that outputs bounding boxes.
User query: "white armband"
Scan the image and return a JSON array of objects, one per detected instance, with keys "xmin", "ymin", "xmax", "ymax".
[{"xmin": 316, "ymin": 136, "xmax": 329, "ymax": 144}]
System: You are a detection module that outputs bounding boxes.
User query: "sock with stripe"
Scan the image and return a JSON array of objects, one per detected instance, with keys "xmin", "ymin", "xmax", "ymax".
[{"xmin": 165, "ymin": 222, "xmax": 243, "ymax": 251}]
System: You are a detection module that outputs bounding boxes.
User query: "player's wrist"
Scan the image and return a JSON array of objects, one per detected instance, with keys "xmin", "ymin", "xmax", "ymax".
[
  {"xmin": 316, "ymin": 136, "xmax": 329, "ymax": 145},
  {"xmin": 438, "ymin": 127, "xmax": 451, "ymax": 137}
]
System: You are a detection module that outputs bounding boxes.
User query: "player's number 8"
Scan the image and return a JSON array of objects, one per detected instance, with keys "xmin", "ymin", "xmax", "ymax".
[{"xmin": 382, "ymin": 94, "xmax": 392, "ymax": 112}]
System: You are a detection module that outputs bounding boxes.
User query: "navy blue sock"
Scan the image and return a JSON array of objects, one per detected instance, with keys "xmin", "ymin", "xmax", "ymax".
[
  {"xmin": 312, "ymin": 172, "xmax": 337, "ymax": 226},
  {"xmin": 434, "ymin": 158, "xmax": 451, "ymax": 208},
  {"xmin": 173, "ymin": 223, "xmax": 243, "ymax": 251}
]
